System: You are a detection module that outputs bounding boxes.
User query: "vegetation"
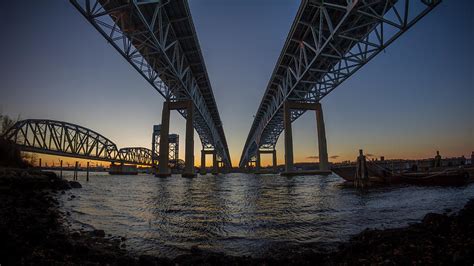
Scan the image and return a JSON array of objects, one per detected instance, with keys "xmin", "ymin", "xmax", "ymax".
[{"xmin": 0, "ymin": 113, "xmax": 31, "ymax": 168}]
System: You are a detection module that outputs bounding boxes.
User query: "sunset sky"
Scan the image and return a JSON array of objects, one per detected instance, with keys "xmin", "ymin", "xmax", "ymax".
[{"xmin": 0, "ymin": 0, "xmax": 472, "ymax": 167}]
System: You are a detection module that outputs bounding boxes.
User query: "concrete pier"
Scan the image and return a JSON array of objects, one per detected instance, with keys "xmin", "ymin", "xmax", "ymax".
[
  {"xmin": 255, "ymin": 148, "xmax": 278, "ymax": 174},
  {"xmin": 157, "ymin": 101, "xmax": 171, "ymax": 177},
  {"xmin": 200, "ymin": 149, "xmax": 216, "ymax": 175},
  {"xmin": 182, "ymin": 101, "xmax": 195, "ymax": 178},
  {"xmin": 282, "ymin": 101, "xmax": 330, "ymax": 176},
  {"xmin": 212, "ymin": 150, "xmax": 218, "ymax": 175},
  {"xmin": 157, "ymin": 100, "xmax": 195, "ymax": 178},
  {"xmin": 315, "ymin": 103, "xmax": 329, "ymax": 171},
  {"xmin": 283, "ymin": 101, "xmax": 294, "ymax": 174}
]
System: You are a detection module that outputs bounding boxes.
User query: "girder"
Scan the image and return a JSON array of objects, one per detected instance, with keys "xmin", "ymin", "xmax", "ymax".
[
  {"xmin": 70, "ymin": 0, "xmax": 231, "ymax": 167},
  {"xmin": 240, "ymin": 0, "xmax": 440, "ymax": 168},
  {"xmin": 118, "ymin": 147, "xmax": 154, "ymax": 165},
  {"xmin": 2, "ymin": 119, "xmax": 157, "ymax": 166}
]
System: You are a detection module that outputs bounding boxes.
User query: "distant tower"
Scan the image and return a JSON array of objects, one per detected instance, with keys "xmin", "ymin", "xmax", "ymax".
[
  {"xmin": 151, "ymin": 125, "xmax": 179, "ymax": 168},
  {"xmin": 169, "ymin": 134, "xmax": 179, "ymax": 164}
]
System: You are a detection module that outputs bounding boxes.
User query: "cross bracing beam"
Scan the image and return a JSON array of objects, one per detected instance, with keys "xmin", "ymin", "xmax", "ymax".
[
  {"xmin": 240, "ymin": 0, "xmax": 441, "ymax": 168},
  {"xmin": 118, "ymin": 147, "xmax": 154, "ymax": 165},
  {"xmin": 2, "ymin": 119, "xmax": 158, "ymax": 166},
  {"xmin": 70, "ymin": 0, "xmax": 231, "ymax": 167}
]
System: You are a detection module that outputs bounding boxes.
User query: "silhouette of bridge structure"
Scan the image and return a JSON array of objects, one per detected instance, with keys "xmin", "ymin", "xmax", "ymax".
[
  {"xmin": 240, "ymin": 0, "xmax": 440, "ymax": 175},
  {"xmin": 70, "ymin": 0, "xmax": 231, "ymax": 177},
  {"xmin": 2, "ymin": 119, "xmax": 165, "ymax": 166}
]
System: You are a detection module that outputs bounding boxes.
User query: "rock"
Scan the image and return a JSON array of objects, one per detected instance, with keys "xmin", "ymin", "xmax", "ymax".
[
  {"xmin": 92, "ymin": 229, "xmax": 106, "ymax": 237},
  {"xmin": 190, "ymin": 245, "xmax": 202, "ymax": 254},
  {"xmin": 71, "ymin": 231, "xmax": 81, "ymax": 238},
  {"xmin": 139, "ymin": 255, "xmax": 158, "ymax": 266},
  {"xmin": 69, "ymin": 181, "xmax": 82, "ymax": 188}
]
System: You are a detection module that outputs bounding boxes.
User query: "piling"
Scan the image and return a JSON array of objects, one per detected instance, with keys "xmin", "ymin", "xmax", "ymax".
[
  {"xmin": 355, "ymin": 149, "xmax": 368, "ymax": 188},
  {"xmin": 74, "ymin": 161, "xmax": 78, "ymax": 180},
  {"xmin": 86, "ymin": 162, "xmax": 90, "ymax": 182},
  {"xmin": 39, "ymin": 158, "xmax": 42, "ymax": 169},
  {"xmin": 60, "ymin": 160, "xmax": 63, "ymax": 178}
]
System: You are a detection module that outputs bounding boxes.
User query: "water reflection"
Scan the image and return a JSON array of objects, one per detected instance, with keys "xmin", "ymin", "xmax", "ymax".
[{"xmin": 59, "ymin": 172, "xmax": 474, "ymax": 258}]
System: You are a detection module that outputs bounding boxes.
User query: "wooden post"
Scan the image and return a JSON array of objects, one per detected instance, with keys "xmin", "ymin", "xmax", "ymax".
[
  {"xmin": 86, "ymin": 162, "xmax": 90, "ymax": 182},
  {"xmin": 74, "ymin": 161, "xmax": 78, "ymax": 181},
  {"xmin": 60, "ymin": 160, "xmax": 63, "ymax": 178},
  {"xmin": 355, "ymin": 149, "xmax": 368, "ymax": 188}
]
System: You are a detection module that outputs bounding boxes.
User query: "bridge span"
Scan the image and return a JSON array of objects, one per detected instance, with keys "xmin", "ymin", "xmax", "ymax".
[
  {"xmin": 240, "ymin": 0, "xmax": 440, "ymax": 175},
  {"xmin": 2, "ymin": 119, "xmax": 162, "ymax": 167},
  {"xmin": 70, "ymin": 0, "xmax": 231, "ymax": 176}
]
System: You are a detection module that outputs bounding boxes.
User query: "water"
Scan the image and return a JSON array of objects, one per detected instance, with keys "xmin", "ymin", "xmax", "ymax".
[{"xmin": 58, "ymin": 171, "xmax": 474, "ymax": 258}]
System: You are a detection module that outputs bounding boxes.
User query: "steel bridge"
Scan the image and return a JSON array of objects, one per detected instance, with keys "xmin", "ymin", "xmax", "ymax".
[
  {"xmin": 70, "ymin": 0, "xmax": 231, "ymax": 176},
  {"xmin": 240, "ymin": 0, "xmax": 440, "ymax": 174},
  {"xmin": 2, "ymin": 119, "xmax": 158, "ymax": 166}
]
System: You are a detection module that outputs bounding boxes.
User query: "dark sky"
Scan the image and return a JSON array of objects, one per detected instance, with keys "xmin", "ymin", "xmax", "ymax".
[{"xmin": 0, "ymin": 0, "xmax": 473, "ymax": 165}]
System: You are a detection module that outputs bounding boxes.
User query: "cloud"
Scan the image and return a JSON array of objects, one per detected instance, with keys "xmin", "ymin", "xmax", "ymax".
[
  {"xmin": 307, "ymin": 155, "xmax": 340, "ymax": 160},
  {"xmin": 366, "ymin": 153, "xmax": 375, "ymax": 157}
]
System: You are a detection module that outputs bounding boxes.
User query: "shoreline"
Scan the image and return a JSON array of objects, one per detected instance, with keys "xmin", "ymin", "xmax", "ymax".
[{"xmin": 0, "ymin": 168, "xmax": 472, "ymax": 265}]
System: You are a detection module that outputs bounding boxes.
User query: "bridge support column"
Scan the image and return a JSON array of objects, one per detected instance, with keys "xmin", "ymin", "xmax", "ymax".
[
  {"xmin": 256, "ymin": 148, "xmax": 261, "ymax": 173},
  {"xmin": 315, "ymin": 103, "xmax": 329, "ymax": 171},
  {"xmin": 212, "ymin": 151, "xmax": 218, "ymax": 175},
  {"xmin": 200, "ymin": 150, "xmax": 206, "ymax": 175},
  {"xmin": 273, "ymin": 149, "xmax": 278, "ymax": 173},
  {"xmin": 157, "ymin": 101, "xmax": 171, "ymax": 177},
  {"xmin": 283, "ymin": 101, "xmax": 294, "ymax": 174},
  {"xmin": 182, "ymin": 101, "xmax": 195, "ymax": 177},
  {"xmin": 282, "ymin": 101, "xmax": 330, "ymax": 176}
]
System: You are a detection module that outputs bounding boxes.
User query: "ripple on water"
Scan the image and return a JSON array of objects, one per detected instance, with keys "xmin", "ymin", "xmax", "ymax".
[{"xmin": 58, "ymin": 171, "xmax": 474, "ymax": 258}]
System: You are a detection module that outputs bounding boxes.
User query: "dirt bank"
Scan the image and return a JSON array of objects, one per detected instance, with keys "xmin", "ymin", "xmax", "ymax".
[{"xmin": 0, "ymin": 168, "xmax": 472, "ymax": 265}]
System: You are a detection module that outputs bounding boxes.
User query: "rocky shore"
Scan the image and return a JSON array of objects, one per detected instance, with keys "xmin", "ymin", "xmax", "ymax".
[{"xmin": 0, "ymin": 168, "xmax": 472, "ymax": 265}]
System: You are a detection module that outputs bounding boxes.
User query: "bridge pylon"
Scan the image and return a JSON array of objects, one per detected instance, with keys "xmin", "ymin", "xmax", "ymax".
[
  {"xmin": 157, "ymin": 100, "xmax": 195, "ymax": 178},
  {"xmin": 281, "ymin": 101, "xmax": 329, "ymax": 176},
  {"xmin": 254, "ymin": 146, "xmax": 278, "ymax": 174}
]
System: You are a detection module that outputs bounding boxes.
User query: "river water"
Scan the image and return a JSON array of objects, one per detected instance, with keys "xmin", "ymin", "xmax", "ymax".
[{"xmin": 57, "ymin": 171, "xmax": 473, "ymax": 258}]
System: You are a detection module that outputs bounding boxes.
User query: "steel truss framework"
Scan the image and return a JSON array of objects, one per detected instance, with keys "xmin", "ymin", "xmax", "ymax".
[
  {"xmin": 2, "ymin": 119, "xmax": 157, "ymax": 166},
  {"xmin": 240, "ymin": 0, "xmax": 440, "ymax": 168},
  {"xmin": 70, "ymin": 0, "xmax": 231, "ymax": 167},
  {"xmin": 151, "ymin": 125, "xmax": 179, "ymax": 165}
]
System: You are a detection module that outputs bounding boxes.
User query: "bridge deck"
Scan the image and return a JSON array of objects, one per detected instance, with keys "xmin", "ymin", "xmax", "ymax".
[
  {"xmin": 240, "ymin": 0, "xmax": 440, "ymax": 167},
  {"xmin": 71, "ymin": 0, "xmax": 231, "ymax": 166}
]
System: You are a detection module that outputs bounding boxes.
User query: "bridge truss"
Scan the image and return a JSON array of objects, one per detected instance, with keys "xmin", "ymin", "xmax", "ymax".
[
  {"xmin": 240, "ymin": 0, "xmax": 440, "ymax": 167},
  {"xmin": 70, "ymin": 0, "xmax": 231, "ymax": 167},
  {"xmin": 2, "ymin": 119, "xmax": 157, "ymax": 166}
]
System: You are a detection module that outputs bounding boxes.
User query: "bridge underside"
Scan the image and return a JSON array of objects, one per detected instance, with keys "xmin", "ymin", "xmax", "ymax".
[
  {"xmin": 240, "ymin": 0, "xmax": 440, "ymax": 170},
  {"xmin": 70, "ymin": 0, "xmax": 232, "ymax": 170}
]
